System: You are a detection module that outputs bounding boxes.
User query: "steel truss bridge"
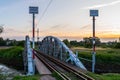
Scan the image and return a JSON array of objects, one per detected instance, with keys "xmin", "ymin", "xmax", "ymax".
[{"xmin": 23, "ymin": 36, "xmax": 94, "ymax": 80}]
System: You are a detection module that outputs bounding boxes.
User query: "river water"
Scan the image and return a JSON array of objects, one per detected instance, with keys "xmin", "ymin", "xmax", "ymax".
[{"xmin": 0, "ymin": 64, "xmax": 22, "ymax": 80}]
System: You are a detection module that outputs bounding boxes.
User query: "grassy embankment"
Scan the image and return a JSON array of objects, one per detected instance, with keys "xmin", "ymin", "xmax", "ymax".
[
  {"xmin": 0, "ymin": 74, "xmax": 39, "ymax": 80},
  {"xmin": 13, "ymin": 72, "xmax": 61, "ymax": 80},
  {"xmin": 72, "ymin": 47, "xmax": 120, "ymax": 72},
  {"xmin": 0, "ymin": 46, "xmax": 24, "ymax": 70},
  {"xmin": 72, "ymin": 47, "xmax": 120, "ymax": 80},
  {"xmin": 87, "ymin": 72, "xmax": 120, "ymax": 80},
  {"xmin": 0, "ymin": 46, "xmax": 40, "ymax": 80}
]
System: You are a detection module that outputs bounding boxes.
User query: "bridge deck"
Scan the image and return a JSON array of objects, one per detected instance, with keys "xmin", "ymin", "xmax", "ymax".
[
  {"xmin": 35, "ymin": 56, "xmax": 56, "ymax": 80},
  {"xmin": 35, "ymin": 56, "xmax": 51, "ymax": 74}
]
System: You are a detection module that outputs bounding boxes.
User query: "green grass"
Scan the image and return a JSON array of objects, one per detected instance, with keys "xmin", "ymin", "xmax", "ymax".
[
  {"xmin": 0, "ymin": 74, "xmax": 39, "ymax": 80},
  {"xmin": 87, "ymin": 72, "xmax": 120, "ymax": 80},
  {"xmin": 77, "ymin": 48, "xmax": 120, "ymax": 64},
  {"xmin": 0, "ymin": 74, "xmax": 7, "ymax": 80},
  {"xmin": 13, "ymin": 75, "xmax": 39, "ymax": 80},
  {"xmin": 0, "ymin": 46, "xmax": 24, "ymax": 70},
  {"xmin": 13, "ymin": 72, "xmax": 64, "ymax": 80},
  {"xmin": 0, "ymin": 46, "xmax": 23, "ymax": 58},
  {"xmin": 76, "ymin": 47, "xmax": 120, "ymax": 74}
]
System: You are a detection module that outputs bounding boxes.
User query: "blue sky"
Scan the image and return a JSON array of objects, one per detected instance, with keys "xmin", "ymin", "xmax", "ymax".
[{"xmin": 1, "ymin": 0, "xmax": 120, "ymax": 42}]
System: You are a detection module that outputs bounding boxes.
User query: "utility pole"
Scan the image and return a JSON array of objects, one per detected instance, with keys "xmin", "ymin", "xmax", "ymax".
[
  {"xmin": 90, "ymin": 10, "xmax": 99, "ymax": 73},
  {"xmin": 29, "ymin": 6, "xmax": 38, "ymax": 49},
  {"xmin": 29, "ymin": 6, "xmax": 39, "ymax": 75}
]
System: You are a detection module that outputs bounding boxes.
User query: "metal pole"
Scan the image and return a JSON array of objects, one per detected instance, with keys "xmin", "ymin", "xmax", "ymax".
[
  {"xmin": 92, "ymin": 16, "xmax": 96, "ymax": 73},
  {"xmin": 32, "ymin": 13, "xmax": 35, "ymax": 49},
  {"xmin": 32, "ymin": 13, "xmax": 35, "ymax": 74},
  {"xmin": 29, "ymin": 6, "xmax": 38, "ymax": 75}
]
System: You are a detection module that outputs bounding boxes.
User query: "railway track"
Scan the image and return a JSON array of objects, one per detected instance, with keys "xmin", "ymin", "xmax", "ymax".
[
  {"xmin": 35, "ymin": 51, "xmax": 71, "ymax": 80},
  {"xmin": 34, "ymin": 49, "xmax": 94, "ymax": 80}
]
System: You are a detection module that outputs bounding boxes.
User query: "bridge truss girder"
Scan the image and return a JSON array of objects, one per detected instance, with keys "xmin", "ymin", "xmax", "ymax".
[{"xmin": 39, "ymin": 36, "xmax": 86, "ymax": 70}]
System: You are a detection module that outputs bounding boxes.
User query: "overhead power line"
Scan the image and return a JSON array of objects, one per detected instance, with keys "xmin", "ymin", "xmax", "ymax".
[{"xmin": 36, "ymin": 0, "xmax": 53, "ymax": 27}]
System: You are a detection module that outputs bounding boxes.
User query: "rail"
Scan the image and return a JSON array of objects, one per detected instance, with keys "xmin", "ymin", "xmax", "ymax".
[
  {"xmin": 34, "ymin": 49, "xmax": 95, "ymax": 80},
  {"xmin": 35, "ymin": 50, "xmax": 71, "ymax": 80}
]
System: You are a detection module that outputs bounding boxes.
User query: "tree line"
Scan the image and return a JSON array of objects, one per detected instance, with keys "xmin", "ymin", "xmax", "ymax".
[
  {"xmin": 63, "ymin": 37, "xmax": 120, "ymax": 49},
  {"xmin": 0, "ymin": 37, "xmax": 24, "ymax": 47}
]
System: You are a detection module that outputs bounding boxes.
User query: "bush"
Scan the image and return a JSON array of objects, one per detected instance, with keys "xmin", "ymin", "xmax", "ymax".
[{"xmin": 0, "ymin": 46, "xmax": 23, "ymax": 58}]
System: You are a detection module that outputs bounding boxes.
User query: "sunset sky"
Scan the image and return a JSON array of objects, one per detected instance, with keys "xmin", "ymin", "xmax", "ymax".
[{"xmin": 0, "ymin": 0, "xmax": 120, "ymax": 42}]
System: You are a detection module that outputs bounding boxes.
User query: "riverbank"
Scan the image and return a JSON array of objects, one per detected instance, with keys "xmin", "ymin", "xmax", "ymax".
[
  {"xmin": 0, "ymin": 64, "xmax": 22, "ymax": 80},
  {"xmin": 0, "ymin": 46, "xmax": 40, "ymax": 80}
]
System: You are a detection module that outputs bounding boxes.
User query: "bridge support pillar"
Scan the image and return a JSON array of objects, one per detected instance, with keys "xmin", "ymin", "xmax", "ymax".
[{"xmin": 26, "ymin": 36, "xmax": 35, "ymax": 75}]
